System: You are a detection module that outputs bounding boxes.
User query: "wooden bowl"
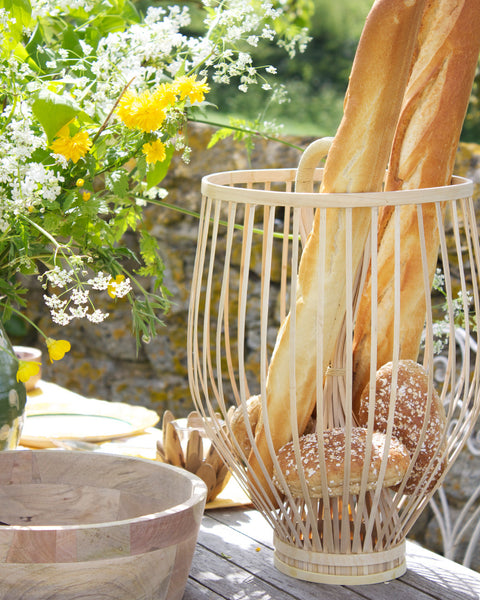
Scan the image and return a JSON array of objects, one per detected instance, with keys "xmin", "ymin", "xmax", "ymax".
[{"xmin": 0, "ymin": 450, "xmax": 207, "ymax": 599}]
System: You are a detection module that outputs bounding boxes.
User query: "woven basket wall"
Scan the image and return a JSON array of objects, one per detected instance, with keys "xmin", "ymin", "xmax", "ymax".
[{"xmin": 187, "ymin": 156, "xmax": 480, "ymax": 584}]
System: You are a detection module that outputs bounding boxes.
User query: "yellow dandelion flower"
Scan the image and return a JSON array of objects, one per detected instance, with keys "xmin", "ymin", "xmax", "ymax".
[
  {"xmin": 46, "ymin": 338, "xmax": 71, "ymax": 362},
  {"xmin": 108, "ymin": 274, "xmax": 125, "ymax": 298},
  {"xmin": 153, "ymin": 83, "xmax": 178, "ymax": 109},
  {"xmin": 16, "ymin": 360, "xmax": 41, "ymax": 383},
  {"xmin": 142, "ymin": 139, "xmax": 167, "ymax": 165},
  {"xmin": 82, "ymin": 191, "xmax": 91, "ymax": 201},
  {"xmin": 76, "ymin": 178, "xmax": 85, "ymax": 187},
  {"xmin": 50, "ymin": 127, "xmax": 92, "ymax": 163},
  {"xmin": 174, "ymin": 76, "xmax": 210, "ymax": 104}
]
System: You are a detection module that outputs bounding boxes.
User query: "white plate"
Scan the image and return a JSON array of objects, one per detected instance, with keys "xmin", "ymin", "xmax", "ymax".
[{"xmin": 21, "ymin": 383, "xmax": 159, "ymax": 448}]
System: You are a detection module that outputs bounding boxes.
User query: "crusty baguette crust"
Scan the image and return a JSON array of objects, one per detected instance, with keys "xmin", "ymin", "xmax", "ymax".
[
  {"xmin": 247, "ymin": 0, "xmax": 427, "ymax": 503},
  {"xmin": 352, "ymin": 0, "xmax": 480, "ymax": 413}
]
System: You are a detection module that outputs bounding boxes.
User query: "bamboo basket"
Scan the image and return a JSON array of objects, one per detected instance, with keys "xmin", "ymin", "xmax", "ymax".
[{"xmin": 187, "ymin": 140, "xmax": 480, "ymax": 584}]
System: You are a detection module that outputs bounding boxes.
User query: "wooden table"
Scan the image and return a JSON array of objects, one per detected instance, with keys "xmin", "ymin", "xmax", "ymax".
[{"xmin": 185, "ymin": 507, "xmax": 480, "ymax": 600}]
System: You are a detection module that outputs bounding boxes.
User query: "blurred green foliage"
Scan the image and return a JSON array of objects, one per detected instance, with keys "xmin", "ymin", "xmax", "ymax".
[
  {"xmin": 205, "ymin": 0, "xmax": 373, "ymax": 136},
  {"xmin": 206, "ymin": 0, "xmax": 480, "ymax": 142},
  {"xmin": 138, "ymin": 0, "xmax": 480, "ymax": 141}
]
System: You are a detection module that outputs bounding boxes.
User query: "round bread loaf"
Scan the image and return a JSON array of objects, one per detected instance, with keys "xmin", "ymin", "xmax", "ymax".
[
  {"xmin": 358, "ymin": 360, "xmax": 446, "ymax": 494},
  {"xmin": 273, "ymin": 427, "xmax": 410, "ymax": 498},
  {"xmin": 228, "ymin": 395, "xmax": 262, "ymax": 459},
  {"xmin": 229, "ymin": 395, "xmax": 316, "ymax": 461}
]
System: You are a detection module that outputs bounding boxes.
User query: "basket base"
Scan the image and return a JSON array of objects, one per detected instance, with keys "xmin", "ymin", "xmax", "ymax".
[{"xmin": 273, "ymin": 536, "xmax": 407, "ymax": 585}]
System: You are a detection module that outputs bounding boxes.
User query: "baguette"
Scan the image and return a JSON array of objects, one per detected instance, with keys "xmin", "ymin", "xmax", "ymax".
[
  {"xmin": 247, "ymin": 0, "xmax": 427, "ymax": 503},
  {"xmin": 352, "ymin": 0, "xmax": 480, "ymax": 413}
]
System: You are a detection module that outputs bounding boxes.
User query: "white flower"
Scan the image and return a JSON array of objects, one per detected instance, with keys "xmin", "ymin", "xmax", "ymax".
[
  {"xmin": 109, "ymin": 277, "xmax": 132, "ymax": 298},
  {"xmin": 87, "ymin": 272, "xmax": 112, "ymax": 291},
  {"xmin": 51, "ymin": 310, "xmax": 73, "ymax": 326},
  {"xmin": 43, "ymin": 267, "xmax": 74, "ymax": 288},
  {"xmin": 71, "ymin": 289, "xmax": 90, "ymax": 305},
  {"xmin": 87, "ymin": 309, "xmax": 109, "ymax": 323},
  {"xmin": 69, "ymin": 305, "xmax": 89, "ymax": 318},
  {"xmin": 43, "ymin": 294, "xmax": 67, "ymax": 310}
]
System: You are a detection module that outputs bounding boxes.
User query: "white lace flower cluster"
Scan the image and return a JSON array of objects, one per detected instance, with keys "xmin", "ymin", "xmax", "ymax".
[
  {"xmin": 0, "ymin": 94, "xmax": 64, "ymax": 230},
  {"xmin": 41, "ymin": 267, "xmax": 132, "ymax": 326},
  {"xmin": 424, "ymin": 269, "xmax": 475, "ymax": 355},
  {"xmin": 87, "ymin": 0, "xmax": 308, "ymax": 98}
]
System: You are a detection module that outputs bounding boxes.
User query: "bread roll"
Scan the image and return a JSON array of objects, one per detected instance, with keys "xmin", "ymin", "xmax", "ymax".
[
  {"xmin": 228, "ymin": 395, "xmax": 262, "ymax": 459},
  {"xmin": 273, "ymin": 427, "xmax": 410, "ymax": 498},
  {"xmin": 228, "ymin": 394, "xmax": 316, "ymax": 461},
  {"xmin": 357, "ymin": 360, "xmax": 446, "ymax": 494},
  {"xmin": 352, "ymin": 0, "xmax": 480, "ymax": 412},
  {"xmin": 247, "ymin": 0, "xmax": 427, "ymax": 503}
]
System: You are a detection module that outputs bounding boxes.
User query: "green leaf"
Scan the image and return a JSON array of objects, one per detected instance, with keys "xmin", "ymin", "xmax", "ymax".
[
  {"xmin": 31, "ymin": 89, "xmax": 82, "ymax": 142},
  {"xmin": 0, "ymin": 0, "xmax": 32, "ymax": 50},
  {"xmin": 139, "ymin": 231, "xmax": 162, "ymax": 269},
  {"xmin": 146, "ymin": 145, "xmax": 174, "ymax": 189},
  {"xmin": 107, "ymin": 169, "xmax": 129, "ymax": 199},
  {"xmin": 61, "ymin": 25, "xmax": 85, "ymax": 57},
  {"xmin": 207, "ymin": 127, "xmax": 235, "ymax": 149}
]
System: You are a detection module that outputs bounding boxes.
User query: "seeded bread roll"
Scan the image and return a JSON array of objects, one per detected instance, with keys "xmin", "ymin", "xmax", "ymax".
[
  {"xmin": 247, "ymin": 0, "xmax": 427, "ymax": 503},
  {"xmin": 273, "ymin": 428, "xmax": 410, "ymax": 498},
  {"xmin": 357, "ymin": 360, "xmax": 446, "ymax": 494},
  {"xmin": 351, "ymin": 0, "xmax": 480, "ymax": 413}
]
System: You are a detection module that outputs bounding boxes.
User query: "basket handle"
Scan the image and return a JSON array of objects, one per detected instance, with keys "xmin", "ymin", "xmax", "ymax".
[{"xmin": 296, "ymin": 137, "xmax": 334, "ymax": 245}]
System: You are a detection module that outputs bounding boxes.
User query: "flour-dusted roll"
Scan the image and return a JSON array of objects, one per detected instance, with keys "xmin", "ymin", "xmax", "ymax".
[
  {"xmin": 357, "ymin": 360, "xmax": 446, "ymax": 494},
  {"xmin": 273, "ymin": 428, "xmax": 410, "ymax": 498},
  {"xmin": 351, "ymin": 0, "xmax": 480, "ymax": 413},
  {"xmin": 247, "ymin": 0, "xmax": 427, "ymax": 503}
]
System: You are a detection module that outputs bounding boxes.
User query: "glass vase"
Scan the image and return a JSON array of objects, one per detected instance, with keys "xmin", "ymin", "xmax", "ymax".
[{"xmin": 0, "ymin": 322, "xmax": 27, "ymax": 450}]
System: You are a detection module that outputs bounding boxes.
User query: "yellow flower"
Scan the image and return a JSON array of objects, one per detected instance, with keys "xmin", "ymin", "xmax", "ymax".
[
  {"xmin": 46, "ymin": 338, "xmax": 71, "ymax": 362},
  {"xmin": 153, "ymin": 83, "xmax": 178, "ymax": 109},
  {"xmin": 116, "ymin": 91, "xmax": 139, "ymax": 128},
  {"xmin": 50, "ymin": 126, "xmax": 92, "ymax": 163},
  {"xmin": 82, "ymin": 191, "xmax": 91, "ymax": 201},
  {"xmin": 16, "ymin": 360, "xmax": 41, "ymax": 383},
  {"xmin": 174, "ymin": 76, "xmax": 210, "ymax": 104},
  {"xmin": 76, "ymin": 178, "xmax": 85, "ymax": 187},
  {"xmin": 108, "ymin": 274, "xmax": 125, "ymax": 298},
  {"xmin": 116, "ymin": 90, "xmax": 166, "ymax": 132},
  {"xmin": 142, "ymin": 139, "xmax": 167, "ymax": 165}
]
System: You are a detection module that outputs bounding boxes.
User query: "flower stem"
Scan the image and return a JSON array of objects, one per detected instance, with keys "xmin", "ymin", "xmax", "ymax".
[
  {"xmin": 189, "ymin": 117, "xmax": 304, "ymax": 151},
  {"xmin": 143, "ymin": 197, "xmax": 296, "ymax": 241}
]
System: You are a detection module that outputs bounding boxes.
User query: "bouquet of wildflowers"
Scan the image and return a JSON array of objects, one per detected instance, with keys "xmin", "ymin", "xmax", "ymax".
[{"xmin": 0, "ymin": 0, "xmax": 308, "ymax": 381}]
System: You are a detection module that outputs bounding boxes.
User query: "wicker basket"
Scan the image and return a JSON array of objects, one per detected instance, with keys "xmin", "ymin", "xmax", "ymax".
[{"xmin": 187, "ymin": 141, "xmax": 480, "ymax": 584}]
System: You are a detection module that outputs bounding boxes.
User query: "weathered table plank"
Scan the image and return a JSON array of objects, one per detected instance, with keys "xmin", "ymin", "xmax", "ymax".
[
  {"xmin": 183, "ymin": 578, "xmax": 227, "ymax": 600},
  {"xmin": 401, "ymin": 542, "xmax": 480, "ymax": 600},
  {"xmin": 187, "ymin": 508, "xmax": 480, "ymax": 600}
]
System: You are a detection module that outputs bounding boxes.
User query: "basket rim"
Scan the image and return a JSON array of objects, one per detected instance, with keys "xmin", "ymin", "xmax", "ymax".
[{"xmin": 201, "ymin": 168, "xmax": 473, "ymax": 208}]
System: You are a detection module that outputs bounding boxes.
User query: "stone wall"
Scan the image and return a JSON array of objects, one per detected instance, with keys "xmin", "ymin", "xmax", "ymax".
[{"xmin": 22, "ymin": 123, "xmax": 311, "ymax": 413}]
